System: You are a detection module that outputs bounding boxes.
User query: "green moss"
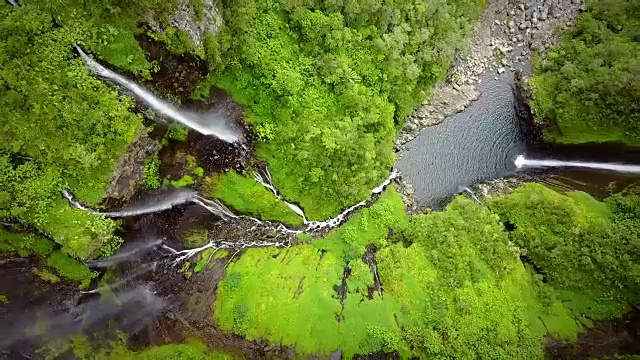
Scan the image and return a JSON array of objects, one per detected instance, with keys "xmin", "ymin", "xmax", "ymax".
[
  {"xmin": 0, "ymin": 295, "xmax": 8, "ymax": 304},
  {"xmin": 33, "ymin": 268, "xmax": 61, "ymax": 284},
  {"xmin": 46, "ymin": 251, "xmax": 96, "ymax": 288},
  {"xmin": 167, "ymin": 123, "xmax": 189, "ymax": 142},
  {"xmin": 185, "ymin": 229, "xmax": 209, "ymax": 248},
  {"xmin": 143, "ymin": 155, "xmax": 161, "ymax": 190},
  {"xmin": 205, "ymin": 170, "xmax": 303, "ymax": 226},
  {"xmin": 215, "ymin": 186, "xmax": 639, "ymax": 357}
]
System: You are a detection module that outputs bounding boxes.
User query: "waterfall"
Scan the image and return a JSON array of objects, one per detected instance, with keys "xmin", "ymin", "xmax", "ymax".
[
  {"xmin": 253, "ymin": 168, "xmax": 308, "ymax": 222},
  {"xmin": 515, "ymin": 155, "xmax": 640, "ymax": 173},
  {"xmin": 63, "ymin": 188, "xmax": 235, "ymax": 220},
  {"xmin": 462, "ymin": 187, "xmax": 483, "ymax": 205},
  {"xmin": 8, "ymin": 0, "xmax": 19, "ymax": 7},
  {"xmin": 86, "ymin": 239, "xmax": 163, "ymax": 268},
  {"xmin": 74, "ymin": 46, "xmax": 241, "ymax": 143},
  {"xmin": 253, "ymin": 166, "xmax": 400, "ymax": 230}
]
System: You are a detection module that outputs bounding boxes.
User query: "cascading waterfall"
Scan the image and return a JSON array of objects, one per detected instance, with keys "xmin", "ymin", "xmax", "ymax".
[
  {"xmin": 253, "ymin": 168, "xmax": 308, "ymax": 222},
  {"xmin": 62, "ymin": 188, "xmax": 233, "ymax": 220},
  {"xmin": 63, "ymin": 168, "xmax": 401, "ymax": 263},
  {"xmin": 254, "ymin": 166, "xmax": 400, "ymax": 230},
  {"xmin": 515, "ymin": 155, "xmax": 640, "ymax": 173},
  {"xmin": 74, "ymin": 46, "xmax": 241, "ymax": 143}
]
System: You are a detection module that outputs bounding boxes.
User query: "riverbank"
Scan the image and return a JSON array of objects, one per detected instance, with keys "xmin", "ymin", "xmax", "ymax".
[{"xmin": 396, "ymin": 0, "xmax": 582, "ymax": 149}]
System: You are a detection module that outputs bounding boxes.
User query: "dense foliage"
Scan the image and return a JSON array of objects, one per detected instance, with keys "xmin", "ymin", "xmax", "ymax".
[
  {"xmin": 490, "ymin": 184, "xmax": 640, "ymax": 318},
  {"xmin": 214, "ymin": 186, "xmax": 640, "ymax": 358},
  {"xmin": 0, "ymin": 2, "xmax": 178, "ymax": 259},
  {"xmin": 202, "ymin": 0, "xmax": 485, "ymax": 218},
  {"xmin": 530, "ymin": 0, "xmax": 639, "ymax": 144}
]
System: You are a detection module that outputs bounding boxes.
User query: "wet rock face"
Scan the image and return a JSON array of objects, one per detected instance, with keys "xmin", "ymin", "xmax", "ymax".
[
  {"xmin": 148, "ymin": 0, "xmax": 222, "ymax": 51},
  {"xmin": 103, "ymin": 130, "xmax": 161, "ymax": 206}
]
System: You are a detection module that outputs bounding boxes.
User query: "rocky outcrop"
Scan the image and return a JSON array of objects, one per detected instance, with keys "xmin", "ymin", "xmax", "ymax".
[
  {"xmin": 149, "ymin": 0, "xmax": 223, "ymax": 51},
  {"xmin": 102, "ymin": 128, "xmax": 160, "ymax": 205}
]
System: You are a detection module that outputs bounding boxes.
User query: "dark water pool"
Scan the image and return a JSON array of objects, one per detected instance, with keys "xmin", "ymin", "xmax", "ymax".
[
  {"xmin": 397, "ymin": 71, "xmax": 526, "ymax": 207},
  {"xmin": 396, "ymin": 71, "xmax": 640, "ymax": 207}
]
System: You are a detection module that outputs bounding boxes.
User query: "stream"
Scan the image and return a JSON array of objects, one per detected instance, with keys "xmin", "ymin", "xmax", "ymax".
[{"xmin": 3, "ymin": 33, "xmax": 640, "ymax": 360}]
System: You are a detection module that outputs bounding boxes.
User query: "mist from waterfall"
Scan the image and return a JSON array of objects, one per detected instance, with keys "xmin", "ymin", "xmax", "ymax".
[
  {"xmin": 515, "ymin": 155, "xmax": 640, "ymax": 173},
  {"xmin": 86, "ymin": 239, "xmax": 164, "ymax": 268},
  {"xmin": 74, "ymin": 46, "xmax": 241, "ymax": 143},
  {"xmin": 63, "ymin": 188, "xmax": 234, "ymax": 220}
]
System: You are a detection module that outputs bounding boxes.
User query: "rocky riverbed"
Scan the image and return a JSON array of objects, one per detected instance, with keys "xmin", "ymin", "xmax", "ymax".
[{"xmin": 396, "ymin": 0, "xmax": 582, "ymax": 149}]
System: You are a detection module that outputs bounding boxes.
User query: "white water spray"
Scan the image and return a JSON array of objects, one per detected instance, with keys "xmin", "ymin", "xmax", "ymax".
[
  {"xmin": 74, "ymin": 46, "xmax": 241, "ymax": 143},
  {"xmin": 163, "ymin": 239, "xmax": 291, "ymax": 265},
  {"xmin": 462, "ymin": 187, "xmax": 483, "ymax": 205},
  {"xmin": 63, "ymin": 188, "xmax": 235, "ymax": 220},
  {"xmin": 86, "ymin": 239, "xmax": 163, "ymax": 268},
  {"xmin": 515, "ymin": 155, "xmax": 640, "ymax": 173}
]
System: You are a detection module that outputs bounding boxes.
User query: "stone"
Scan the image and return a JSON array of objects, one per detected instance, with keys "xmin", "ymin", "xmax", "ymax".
[
  {"xmin": 540, "ymin": 13, "xmax": 548, "ymax": 21},
  {"xmin": 494, "ymin": 76, "xmax": 499, "ymax": 80},
  {"xmin": 519, "ymin": 22, "xmax": 527, "ymax": 30},
  {"xmin": 509, "ymin": 9, "xmax": 516, "ymax": 16},
  {"xmin": 532, "ymin": 18, "xmax": 539, "ymax": 25},
  {"xmin": 519, "ymin": 4, "xmax": 525, "ymax": 11},
  {"xmin": 494, "ymin": 19, "xmax": 500, "ymax": 25},
  {"xmin": 521, "ymin": 50, "xmax": 527, "ymax": 56},
  {"xmin": 497, "ymin": 67, "xmax": 505, "ymax": 74},
  {"xmin": 532, "ymin": 11, "xmax": 539, "ymax": 20},
  {"xmin": 512, "ymin": 37, "xmax": 518, "ymax": 42}
]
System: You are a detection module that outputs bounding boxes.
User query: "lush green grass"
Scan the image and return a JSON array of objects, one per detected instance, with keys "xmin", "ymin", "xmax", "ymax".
[
  {"xmin": 214, "ymin": 186, "xmax": 639, "ymax": 358},
  {"xmin": 204, "ymin": 171, "xmax": 304, "ymax": 226},
  {"xmin": 0, "ymin": 229, "xmax": 97, "ymax": 287},
  {"xmin": 530, "ymin": 0, "xmax": 639, "ymax": 145},
  {"xmin": 198, "ymin": 0, "xmax": 485, "ymax": 219}
]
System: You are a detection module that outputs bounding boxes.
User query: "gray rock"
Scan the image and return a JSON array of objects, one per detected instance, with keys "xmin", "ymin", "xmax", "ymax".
[
  {"xmin": 497, "ymin": 67, "xmax": 505, "ymax": 74},
  {"xmin": 532, "ymin": 18, "xmax": 539, "ymax": 24},
  {"xmin": 540, "ymin": 13, "xmax": 548, "ymax": 21},
  {"xmin": 519, "ymin": 22, "xmax": 527, "ymax": 30}
]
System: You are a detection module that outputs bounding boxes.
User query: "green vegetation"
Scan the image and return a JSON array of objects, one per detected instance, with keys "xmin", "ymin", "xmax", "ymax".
[
  {"xmin": 215, "ymin": 186, "xmax": 639, "ymax": 358},
  {"xmin": 530, "ymin": 0, "xmax": 639, "ymax": 144},
  {"xmin": 1, "ymin": 229, "xmax": 96, "ymax": 287},
  {"xmin": 490, "ymin": 184, "xmax": 640, "ymax": 318},
  {"xmin": 41, "ymin": 334, "xmax": 234, "ymax": 360},
  {"xmin": 200, "ymin": 0, "xmax": 485, "ymax": 219},
  {"xmin": 205, "ymin": 171, "xmax": 304, "ymax": 226},
  {"xmin": 167, "ymin": 123, "xmax": 189, "ymax": 142},
  {"xmin": 143, "ymin": 154, "xmax": 162, "ymax": 190},
  {"xmin": 0, "ymin": 0, "xmax": 184, "ymax": 259}
]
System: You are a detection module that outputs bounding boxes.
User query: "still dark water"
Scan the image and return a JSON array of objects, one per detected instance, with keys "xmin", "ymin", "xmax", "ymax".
[
  {"xmin": 396, "ymin": 71, "xmax": 640, "ymax": 207},
  {"xmin": 397, "ymin": 72, "xmax": 526, "ymax": 207}
]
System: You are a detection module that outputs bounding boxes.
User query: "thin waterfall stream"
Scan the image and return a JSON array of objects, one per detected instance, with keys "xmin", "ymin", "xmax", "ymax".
[
  {"xmin": 515, "ymin": 155, "xmax": 640, "ymax": 173},
  {"xmin": 75, "ymin": 46, "xmax": 242, "ymax": 143}
]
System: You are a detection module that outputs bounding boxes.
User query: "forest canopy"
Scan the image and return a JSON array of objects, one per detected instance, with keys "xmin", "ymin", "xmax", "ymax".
[
  {"xmin": 203, "ymin": 0, "xmax": 485, "ymax": 218},
  {"xmin": 530, "ymin": 0, "xmax": 640, "ymax": 145}
]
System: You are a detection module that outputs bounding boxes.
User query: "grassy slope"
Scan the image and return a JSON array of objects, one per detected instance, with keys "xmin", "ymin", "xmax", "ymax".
[
  {"xmin": 214, "ymin": 186, "xmax": 639, "ymax": 358},
  {"xmin": 204, "ymin": 171, "xmax": 304, "ymax": 226}
]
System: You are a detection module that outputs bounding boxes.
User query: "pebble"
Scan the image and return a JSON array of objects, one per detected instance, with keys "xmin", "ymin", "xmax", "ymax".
[
  {"xmin": 519, "ymin": 22, "xmax": 527, "ymax": 30},
  {"xmin": 540, "ymin": 13, "xmax": 548, "ymax": 21},
  {"xmin": 497, "ymin": 67, "xmax": 505, "ymax": 74},
  {"xmin": 519, "ymin": 4, "xmax": 525, "ymax": 11},
  {"xmin": 494, "ymin": 76, "xmax": 499, "ymax": 80}
]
